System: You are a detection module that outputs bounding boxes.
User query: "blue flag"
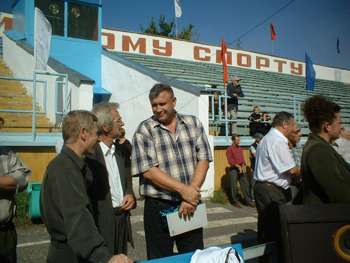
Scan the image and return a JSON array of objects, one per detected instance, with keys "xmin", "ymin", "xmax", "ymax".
[
  {"xmin": 337, "ymin": 38, "xmax": 340, "ymax": 53},
  {"xmin": 305, "ymin": 52, "xmax": 316, "ymax": 91}
]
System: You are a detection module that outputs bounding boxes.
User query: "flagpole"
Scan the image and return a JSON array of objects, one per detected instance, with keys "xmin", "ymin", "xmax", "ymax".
[
  {"xmin": 175, "ymin": 16, "xmax": 178, "ymax": 39},
  {"xmin": 338, "ymin": 53, "xmax": 340, "ymax": 68},
  {"xmin": 271, "ymin": 40, "xmax": 273, "ymax": 55}
]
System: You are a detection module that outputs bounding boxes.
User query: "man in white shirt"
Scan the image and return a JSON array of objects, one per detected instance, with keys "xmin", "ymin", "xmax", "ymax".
[
  {"xmin": 333, "ymin": 125, "xmax": 350, "ymax": 163},
  {"xmin": 253, "ymin": 111, "xmax": 301, "ymax": 263},
  {"xmin": 86, "ymin": 102, "xmax": 135, "ymax": 256}
]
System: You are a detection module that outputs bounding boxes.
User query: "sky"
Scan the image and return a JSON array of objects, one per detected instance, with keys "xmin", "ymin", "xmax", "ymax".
[{"xmin": 1, "ymin": 0, "xmax": 350, "ymax": 70}]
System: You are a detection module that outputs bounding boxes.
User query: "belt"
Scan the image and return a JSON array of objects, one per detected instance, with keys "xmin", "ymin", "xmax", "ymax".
[
  {"xmin": 113, "ymin": 206, "xmax": 125, "ymax": 216},
  {"xmin": 51, "ymin": 239, "xmax": 70, "ymax": 249},
  {"xmin": 145, "ymin": 196, "xmax": 181, "ymax": 206},
  {"xmin": 259, "ymin": 181, "xmax": 286, "ymax": 192}
]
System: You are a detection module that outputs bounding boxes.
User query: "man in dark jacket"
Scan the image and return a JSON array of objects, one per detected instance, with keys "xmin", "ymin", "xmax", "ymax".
[
  {"xmin": 40, "ymin": 110, "xmax": 132, "ymax": 263},
  {"xmin": 86, "ymin": 102, "xmax": 135, "ymax": 256},
  {"xmin": 227, "ymin": 76, "xmax": 244, "ymax": 135}
]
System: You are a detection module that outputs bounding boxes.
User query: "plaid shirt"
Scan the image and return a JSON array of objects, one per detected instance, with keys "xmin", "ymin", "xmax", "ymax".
[
  {"xmin": 131, "ymin": 112, "xmax": 213, "ymax": 201},
  {"xmin": 289, "ymin": 143, "xmax": 303, "ymax": 169},
  {"xmin": 0, "ymin": 147, "xmax": 31, "ymax": 223}
]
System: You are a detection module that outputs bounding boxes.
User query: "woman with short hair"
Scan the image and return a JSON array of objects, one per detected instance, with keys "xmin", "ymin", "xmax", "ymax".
[{"xmin": 300, "ymin": 95, "xmax": 350, "ymax": 204}]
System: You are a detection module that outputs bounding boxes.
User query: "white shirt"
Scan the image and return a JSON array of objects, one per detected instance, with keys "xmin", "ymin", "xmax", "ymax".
[
  {"xmin": 100, "ymin": 142, "xmax": 124, "ymax": 207},
  {"xmin": 55, "ymin": 138, "xmax": 64, "ymax": 154},
  {"xmin": 253, "ymin": 128, "xmax": 296, "ymax": 189},
  {"xmin": 333, "ymin": 136, "xmax": 350, "ymax": 163},
  {"xmin": 250, "ymin": 142, "xmax": 259, "ymax": 157}
]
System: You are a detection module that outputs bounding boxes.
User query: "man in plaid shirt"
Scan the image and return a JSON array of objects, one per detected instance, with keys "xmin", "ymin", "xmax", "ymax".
[
  {"xmin": 287, "ymin": 122, "xmax": 303, "ymax": 204},
  {"xmin": 131, "ymin": 83, "xmax": 213, "ymax": 260}
]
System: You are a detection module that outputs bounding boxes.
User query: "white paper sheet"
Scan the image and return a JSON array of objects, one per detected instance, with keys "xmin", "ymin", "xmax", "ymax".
[{"xmin": 166, "ymin": 203, "xmax": 208, "ymax": 237}]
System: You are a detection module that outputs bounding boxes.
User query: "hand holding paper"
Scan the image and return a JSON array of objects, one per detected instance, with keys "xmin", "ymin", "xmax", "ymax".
[
  {"xmin": 178, "ymin": 201, "xmax": 196, "ymax": 220},
  {"xmin": 166, "ymin": 203, "xmax": 208, "ymax": 237}
]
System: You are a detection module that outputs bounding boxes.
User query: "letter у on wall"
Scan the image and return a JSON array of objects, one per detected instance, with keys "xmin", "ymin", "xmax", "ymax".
[{"xmin": 153, "ymin": 40, "xmax": 172, "ymax": 56}]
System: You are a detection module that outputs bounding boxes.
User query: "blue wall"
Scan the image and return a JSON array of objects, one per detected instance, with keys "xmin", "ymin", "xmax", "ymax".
[{"xmin": 12, "ymin": 0, "xmax": 103, "ymax": 93}]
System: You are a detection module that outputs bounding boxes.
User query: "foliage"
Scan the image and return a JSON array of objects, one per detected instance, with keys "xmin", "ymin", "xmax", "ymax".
[
  {"xmin": 13, "ymin": 190, "xmax": 32, "ymax": 227},
  {"xmin": 140, "ymin": 14, "xmax": 200, "ymax": 41},
  {"xmin": 209, "ymin": 187, "xmax": 229, "ymax": 204},
  {"xmin": 140, "ymin": 15, "xmax": 174, "ymax": 36},
  {"xmin": 236, "ymin": 39, "xmax": 243, "ymax": 49}
]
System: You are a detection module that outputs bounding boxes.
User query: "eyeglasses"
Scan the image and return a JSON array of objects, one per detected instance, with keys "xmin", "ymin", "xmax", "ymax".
[
  {"xmin": 113, "ymin": 118, "xmax": 123, "ymax": 124},
  {"xmin": 291, "ymin": 130, "xmax": 301, "ymax": 135}
]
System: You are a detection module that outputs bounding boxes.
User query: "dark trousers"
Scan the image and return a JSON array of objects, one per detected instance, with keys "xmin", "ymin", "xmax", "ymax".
[
  {"xmin": 0, "ymin": 221, "xmax": 17, "ymax": 263},
  {"xmin": 229, "ymin": 168, "xmax": 253, "ymax": 205},
  {"xmin": 254, "ymin": 182, "xmax": 286, "ymax": 263},
  {"xmin": 144, "ymin": 197, "xmax": 204, "ymax": 260},
  {"xmin": 113, "ymin": 211, "xmax": 128, "ymax": 255}
]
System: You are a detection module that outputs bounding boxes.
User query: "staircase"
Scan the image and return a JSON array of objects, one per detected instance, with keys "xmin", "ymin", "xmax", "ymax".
[{"xmin": 0, "ymin": 59, "xmax": 59, "ymax": 133}]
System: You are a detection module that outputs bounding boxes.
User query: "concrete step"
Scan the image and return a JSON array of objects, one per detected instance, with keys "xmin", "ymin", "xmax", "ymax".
[
  {"xmin": 1, "ymin": 126, "xmax": 60, "ymax": 133},
  {"xmin": 0, "ymin": 60, "xmax": 56, "ymax": 133},
  {"xmin": 4, "ymin": 117, "xmax": 52, "ymax": 124},
  {"xmin": 0, "ymin": 96, "xmax": 33, "ymax": 102},
  {"xmin": 0, "ymin": 59, "xmax": 14, "ymax": 77},
  {"xmin": 0, "ymin": 102, "xmax": 41, "ymax": 111}
]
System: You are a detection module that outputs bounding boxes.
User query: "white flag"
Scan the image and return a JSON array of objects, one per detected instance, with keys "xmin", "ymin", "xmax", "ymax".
[
  {"xmin": 34, "ymin": 7, "xmax": 52, "ymax": 71},
  {"xmin": 174, "ymin": 0, "xmax": 182, "ymax": 18}
]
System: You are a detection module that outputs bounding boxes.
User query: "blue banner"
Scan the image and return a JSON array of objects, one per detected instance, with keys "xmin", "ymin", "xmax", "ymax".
[
  {"xmin": 337, "ymin": 38, "xmax": 340, "ymax": 53},
  {"xmin": 305, "ymin": 52, "xmax": 316, "ymax": 91}
]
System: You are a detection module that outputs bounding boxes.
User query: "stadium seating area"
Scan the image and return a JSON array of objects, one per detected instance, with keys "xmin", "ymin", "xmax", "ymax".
[{"xmin": 116, "ymin": 51, "xmax": 350, "ymax": 136}]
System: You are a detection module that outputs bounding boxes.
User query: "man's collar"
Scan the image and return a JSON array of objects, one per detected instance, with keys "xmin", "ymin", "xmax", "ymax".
[
  {"xmin": 99, "ymin": 141, "xmax": 115, "ymax": 156},
  {"xmin": 270, "ymin": 127, "xmax": 288, "ymax": 143},
  {"xmin": 61, "ymin": 145, "xmax": 86, "ymax": 170}
]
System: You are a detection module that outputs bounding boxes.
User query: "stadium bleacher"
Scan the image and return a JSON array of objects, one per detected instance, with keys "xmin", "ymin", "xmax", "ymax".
[{"xmin": 115, "ymin": 51, "xmax": 350, "ymax": 136}]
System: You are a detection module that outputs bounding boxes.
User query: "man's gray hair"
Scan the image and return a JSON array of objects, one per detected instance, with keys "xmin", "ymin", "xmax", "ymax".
[
  {"xmin": 343, "ymin": 125, "xmax": 350, "ymax": 136},
  {"xmin": 92, "ymin": 102, "xmax": 120, "ymax": 133},
  {"xmin": 272, "ymin": 111, "xmax": 294, "ymax": 127}
]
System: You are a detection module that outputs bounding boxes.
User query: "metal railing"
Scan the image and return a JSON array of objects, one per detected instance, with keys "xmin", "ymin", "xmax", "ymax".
[
  {"xmin": 207, "ymin": 87, "xmax": 303, "ymax": 137},
  {"xmin": 207, "ymin": 87, "xmax": 350, "ymax": 137},
  {"xmin": 0, "ymin": 71, "xmax": 69, "ymax": 141}
]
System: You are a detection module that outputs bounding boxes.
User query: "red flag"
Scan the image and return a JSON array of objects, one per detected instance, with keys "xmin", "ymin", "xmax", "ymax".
[
  {"xmin": 270, "ymin": 23, "xmax": 276, "ymax": 40},
  {"xmin": 221, "ymin": 37, "xmax": 228, "ymax": 85}
]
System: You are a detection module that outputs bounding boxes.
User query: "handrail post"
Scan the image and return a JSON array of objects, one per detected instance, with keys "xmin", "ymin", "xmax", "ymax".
[
  {"xmin": 64, "ymin": 74, "xmax": 69, "ymax": 113},
  {"xmin": 32, "ymin": 72, "xmax": 37, "ymax": 141}
]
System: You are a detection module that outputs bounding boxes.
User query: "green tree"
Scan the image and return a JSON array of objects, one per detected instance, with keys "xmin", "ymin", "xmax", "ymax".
[
  {"xmin": 140, "ymin": 14, "xmax": 199, "ymax": 41},
  {"xmin": 236, "ymin": 39, "xmax": 243, "ymax": 49}
]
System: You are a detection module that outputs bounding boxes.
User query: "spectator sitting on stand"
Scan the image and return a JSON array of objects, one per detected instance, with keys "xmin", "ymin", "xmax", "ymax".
[
  {"xmin": 226, "ymin": 135, "xmax": 256, "ymax": 208},
  {"xmin": 248, "ymin": 106, "xmax": 263, "ymax": 136},
  {"xmin": 259, "ymin": 112, "xmax": 272, "ymax": 135}
]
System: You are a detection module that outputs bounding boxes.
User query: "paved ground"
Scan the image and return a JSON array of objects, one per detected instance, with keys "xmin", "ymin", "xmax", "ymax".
[{"xmin": 16, "ymin": 200, "xmax": 259, "ymax": 262}]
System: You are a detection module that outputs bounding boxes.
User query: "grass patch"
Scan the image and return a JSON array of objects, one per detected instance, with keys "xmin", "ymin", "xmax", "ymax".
[
  {"xmin": 209, "ymin": 187, "xmax": 229, "ymax": 204},
  {"xmin": 13, "ymin": 190, "xmax": 32, "ymax": 227}
]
